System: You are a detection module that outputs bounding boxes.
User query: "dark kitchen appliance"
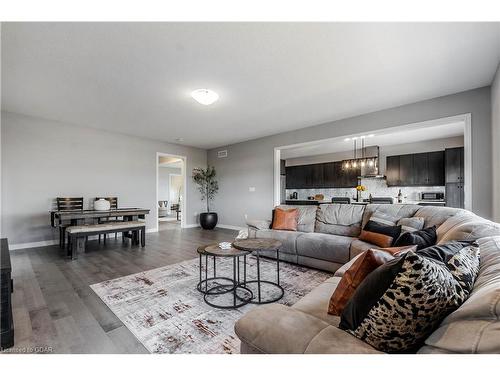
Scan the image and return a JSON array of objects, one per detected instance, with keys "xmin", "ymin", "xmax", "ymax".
[
  {"xmin": 419, "ymin": 191, "xmax": 446, "ymax": 206},
  {"xmin": 421, "ymin": 192, "xmax": 445, "ymax": 201}
]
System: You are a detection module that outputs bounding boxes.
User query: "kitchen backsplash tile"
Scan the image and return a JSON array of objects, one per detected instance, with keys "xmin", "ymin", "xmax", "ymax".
[{"xmin": 286, "ymin": 178, "xmax": 445, "ymax": 202}]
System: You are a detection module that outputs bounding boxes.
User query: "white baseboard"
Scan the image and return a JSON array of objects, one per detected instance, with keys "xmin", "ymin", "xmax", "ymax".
[
  {"xmin": 183, "ymin": 223, "xmax": 200, "ymax": 229},
  {"xmin": 9, "ymin": 239, "xmax": 59, "ymax": 250},
  {"xmin": 217, "ymin": 224, "xmax": 246, "ymax": 231}
]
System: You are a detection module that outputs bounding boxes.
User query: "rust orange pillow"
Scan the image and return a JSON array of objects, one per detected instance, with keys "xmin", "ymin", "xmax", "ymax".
[
  {"xmin": 358, "ymin": 230, "xmax": 394, "ymax": 248},
  {"xmin": 328, "ymin": 249, "xmax": 394, "ymax": 316},
  {"xmin": 271, "ymin": 208, "xmax": 298, "ymax": 231}
]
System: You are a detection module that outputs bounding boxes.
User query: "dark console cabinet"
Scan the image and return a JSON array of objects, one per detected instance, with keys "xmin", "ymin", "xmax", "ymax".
[{"xmin": 1, "ymin": 238, "xmax": 14, "ymax": 349}]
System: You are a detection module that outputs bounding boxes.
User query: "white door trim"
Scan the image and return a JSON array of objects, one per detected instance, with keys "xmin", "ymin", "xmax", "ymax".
[
  {"xmin": 274, "ymin": 113, "xmax": 472, "ymax": 210},
  {"xmin": 156, "ymin": 152, "xmax": 187, "ymax": 230}
]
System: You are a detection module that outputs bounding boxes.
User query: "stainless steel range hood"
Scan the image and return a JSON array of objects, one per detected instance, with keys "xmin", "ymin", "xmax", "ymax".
[{"xmin": 359, "ymin": 146, "xmax": 384, "ymax": 178}]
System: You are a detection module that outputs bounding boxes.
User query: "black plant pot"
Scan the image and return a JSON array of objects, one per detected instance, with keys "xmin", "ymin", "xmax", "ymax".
[{"xmin": 200, "ymin": 212, "xmax": 218, "ymax": 230}]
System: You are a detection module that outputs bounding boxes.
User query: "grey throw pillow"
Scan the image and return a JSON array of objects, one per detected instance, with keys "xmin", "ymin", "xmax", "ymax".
[{"xmin": 397, "ymin": 217, "xmax": 425, "ymax": 234}]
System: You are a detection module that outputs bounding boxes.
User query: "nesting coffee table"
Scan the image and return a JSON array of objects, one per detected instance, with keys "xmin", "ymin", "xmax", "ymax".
[
  {"xmin": 197, "ymin": 243, "xmax": 253, "ymax": 309},
  {"xmin": 197, "ymin": 238, "xmax": 284, "ymax": 308},
  {"xmin": 233, "ymin": 238, "xmax": 284, "ymax": 304}
]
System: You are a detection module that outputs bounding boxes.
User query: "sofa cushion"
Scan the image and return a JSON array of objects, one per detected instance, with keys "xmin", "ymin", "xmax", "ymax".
[
  {"xmin": 370, "ymin": 211, "xmax": 398, "ymax": 225},
  {"xmin": 271, "ymin": 207, "xmax": 298, "ymax": 231},
  {"xmin": 294, "ymin": 276, "xmax": 341, "ymax": 325},
  {"xmin": 420, "ymin": 236, "xmax": 500, "ymax": 353},
  {"xmin": 413, "ymin": 206, "xmax": 466, "ymax": 229},
  {"xmin": 277, "ymin": 205, "xmax": 317, "ymax": 232},
  {"xmin": 314, "ymin": 204, "xmax": 365, "ymax": 237},
  {"xmin": 437, "ymin": 216, "xmax": 500, "ymax": 244},
  {"xmin": 398, "ymin": 217, "xmax": 425, "ymax": 233},
  {"xmin": 255, "ymin": 229, "xmax": 303, "ymax": 255},
  {"xmin": 235, "ymin": 303, "xmax": 380, "ymax": 354},
  {"xmin": 328, "ymin": 249, "xmax": 394, "ymax": 316},
  {"xmin": 349, "ymin": 239, "xmax": 375, "ymax": 259},
  {"xmin": 296, "ymin": 233, "xmax": 354, "ymax": 264},
  {"xmin": 340, "ymin": 251, "xmax": 469, "ymax": 353},
  {"xmin": 361, "ymin": 204, "xmax": 421, "ymax": 228}
]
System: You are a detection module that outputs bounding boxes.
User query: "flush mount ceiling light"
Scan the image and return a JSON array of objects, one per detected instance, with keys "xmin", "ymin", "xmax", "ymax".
[{"xmin": 191, "ymin": 89, "xmax": 219, "ymax": 105}]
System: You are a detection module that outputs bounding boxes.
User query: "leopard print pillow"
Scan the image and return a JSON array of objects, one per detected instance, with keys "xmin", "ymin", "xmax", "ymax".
[{"xmin": 340, "ymin": 251, "xmax": 470, "ymax": 353}]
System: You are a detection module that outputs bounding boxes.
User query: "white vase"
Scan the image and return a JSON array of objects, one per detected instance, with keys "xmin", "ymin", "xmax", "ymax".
[{"xmin": 94, "ymin": 198, "xmax": 111, "ymax": 211}]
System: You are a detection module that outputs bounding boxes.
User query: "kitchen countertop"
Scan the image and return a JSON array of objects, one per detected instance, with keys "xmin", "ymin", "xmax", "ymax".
[{"xmin": 285, "ymin": 199, "xmax": 446, "ymax": 205}]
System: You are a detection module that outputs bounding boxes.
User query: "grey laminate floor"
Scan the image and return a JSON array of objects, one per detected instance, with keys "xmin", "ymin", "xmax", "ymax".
[{"xmin": 5, "ymin": 225, "xmax": 237, "ymax": 354}]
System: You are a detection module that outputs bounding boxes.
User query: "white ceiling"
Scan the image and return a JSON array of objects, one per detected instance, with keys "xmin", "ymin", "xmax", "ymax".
[
  {"xmin": 281, "ymin": 122, "xmax": 464, "ymax": 159},
  {"xmin": 2, "ymin": 22, "xmax": 500, "ymax": 149}
]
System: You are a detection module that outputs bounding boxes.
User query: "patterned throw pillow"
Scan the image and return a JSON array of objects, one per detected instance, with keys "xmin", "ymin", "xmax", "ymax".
[
  {"xmin": 340, "ymin": 250, "xmax": 470, "ymax": 353},
  {"xmin": 418, "ymin": 241, "xmax": 480, "ymax": 294}
]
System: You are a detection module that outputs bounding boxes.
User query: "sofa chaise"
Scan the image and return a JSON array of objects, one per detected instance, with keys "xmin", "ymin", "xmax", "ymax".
[{"xmin": 237, "ymin": 203, "xmax": 500, "ymax": 353}]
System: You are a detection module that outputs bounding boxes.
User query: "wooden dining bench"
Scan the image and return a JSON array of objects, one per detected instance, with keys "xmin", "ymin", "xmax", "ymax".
[{"xmin": 66, "ymin": 221, "xmax": 146, "ymax": 259}]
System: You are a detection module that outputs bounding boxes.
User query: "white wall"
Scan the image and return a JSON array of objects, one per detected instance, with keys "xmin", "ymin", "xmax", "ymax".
[
  {"xmin": 158, "ymin": 166, "xmax": 181, "ymax": 205},
  {"xmin": 1, "ymin": 111, "xmax": 207, "ymax": 247},
  {"xmin": 493, "ymin": 63, "xmax": 500, "ymax": 222},
  {"xmin": 208, "ymin": 87, "xmax": 492, "ymax": 226},
  {"xmin": 170, "ymin": 175, "xmax": 184, "ymax": 205}
]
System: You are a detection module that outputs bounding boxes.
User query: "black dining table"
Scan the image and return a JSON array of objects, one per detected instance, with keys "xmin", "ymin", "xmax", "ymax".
[{"xmin": 50, "ymin": 208, "xmax": 150, "ymax": 245}]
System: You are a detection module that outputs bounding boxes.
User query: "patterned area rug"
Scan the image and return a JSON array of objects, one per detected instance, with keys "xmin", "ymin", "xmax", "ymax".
[{"xmin": 90, "ymin": 255, "xmax": 331, "ymax": 354}]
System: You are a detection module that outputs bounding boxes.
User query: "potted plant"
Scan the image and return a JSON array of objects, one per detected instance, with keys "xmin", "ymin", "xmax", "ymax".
[{"xmin": 192, "ymin": 166, "xmax": 219, "ymax": 229}]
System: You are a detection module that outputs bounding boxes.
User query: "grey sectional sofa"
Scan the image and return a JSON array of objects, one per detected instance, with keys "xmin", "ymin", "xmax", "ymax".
[{"xmin": 238, "ymin": 203, "xmax": 500, "ymax": 353}]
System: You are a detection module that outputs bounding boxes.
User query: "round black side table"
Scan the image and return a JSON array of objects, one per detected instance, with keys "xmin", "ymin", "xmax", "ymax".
[{"xmin": 233, "ymin": 238, "xmax": 284, "ymax": 304}]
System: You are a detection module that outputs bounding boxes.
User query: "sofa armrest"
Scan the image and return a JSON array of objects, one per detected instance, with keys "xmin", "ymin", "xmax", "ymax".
[
  {"xmin": 235, "ymin": 304, "xmax": 381, "ymax": 354},
  {"xmin": 246, "ymin": 219, "xmax": 271, "ymax": 230}
]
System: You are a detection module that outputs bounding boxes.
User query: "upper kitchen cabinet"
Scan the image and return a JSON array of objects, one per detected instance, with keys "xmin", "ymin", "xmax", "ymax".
[
  {"xmin": 386, "ymin": 155, "xmax": 400, "ymax": 186},
  {"xmin": 445, "ymin": 147, "xmax": 464, "ymax": 183},
  {"xmin": 285, "ymin": 161, "xmax": 357, "ymax": 189},
  {"xmin": 386, "ymin": 151, "xmax": 445, "ymax": 186},
  {"xmin": 285, "ymin": 163, "xmax": 323, "ymax": 189},
  {"xmin": 285, "ymin": 165, "xmax": 302, "ymax": 188}
]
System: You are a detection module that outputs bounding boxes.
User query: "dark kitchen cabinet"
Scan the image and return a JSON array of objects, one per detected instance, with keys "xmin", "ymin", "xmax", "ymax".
[
  {"xmin": 341, "ymin": 164, "xmax": 360, "ymax": 188},
  {"xmin": 286, "ymin": 161, "xmax": 357, "ymax": 189},
  {"xmin": 413, "ymin": 151, "xmax": 445, "ymax": 186},
  {"xmin": 445, "ymin": 147, "xmax": 464, "ymax": 183},
  {"xmin": 285, "ymin": 166, "xmax": 301, "ymax": 188},
  {"xmin": 399, "ymin": 154, "xmax": 414, "ymax": 186},
  {"xmin": 445, "ymin": 147, "xmax": 465, "ymax": 208},
  {"xmin": 308, "ymin": 163, "xmax": 324, "ymax": 188},
  {"xmin": 386, "ymin": 151, "xmax": 445, "ymax": 186},
  {"xmin": 386, "ymin": 156, "xmax": 400, "ymax": 186},
  {"xmin": 280, "ymin": 159, "xmax": 286, "ymax": 176},
  {"xmin": 427, "ymin": 151, "xmax": 445, "ymax": 185},
  {"xmin": 285, "ymin": 163, "xmax": 322, "ymax": 189},
  {"xmin": 323, "ymin": 162, "xmax": 338, "ymax": 188},
  {"xmin": 446, "ymin": 182, "xmax": 464, "ymax": 208}
]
